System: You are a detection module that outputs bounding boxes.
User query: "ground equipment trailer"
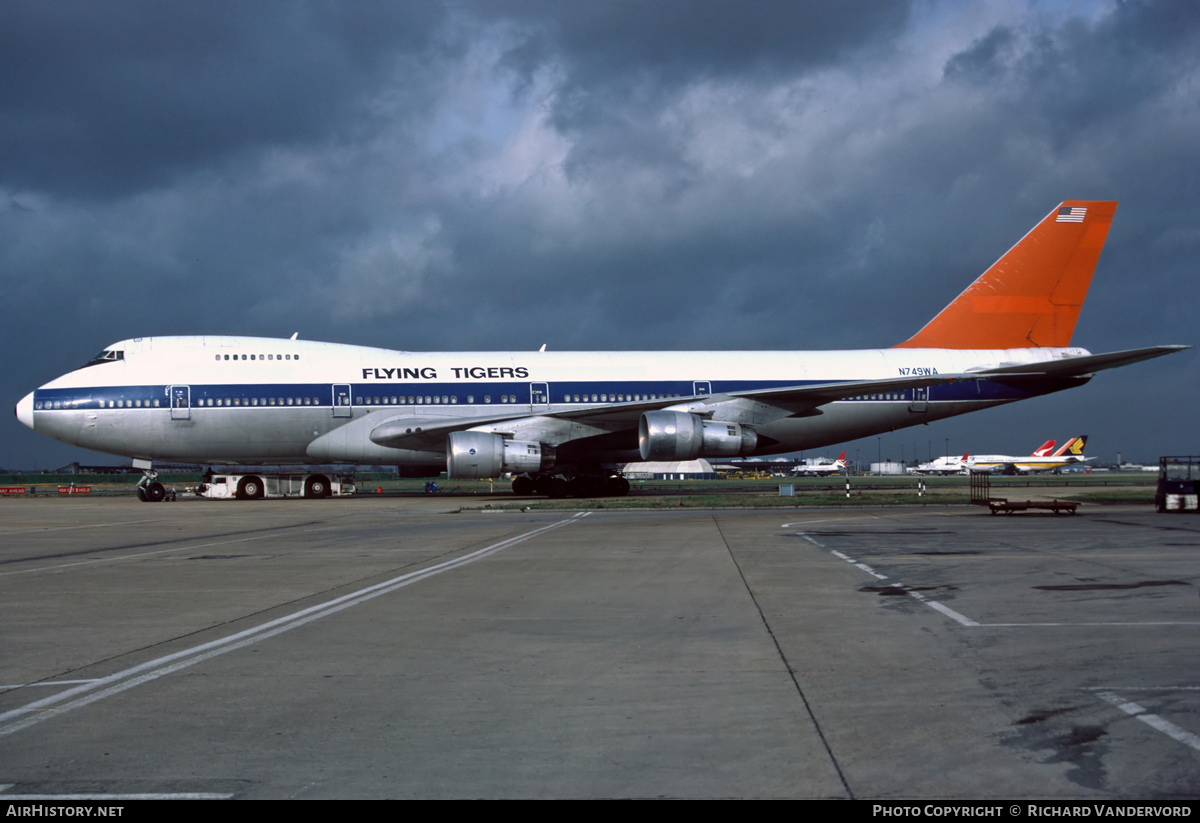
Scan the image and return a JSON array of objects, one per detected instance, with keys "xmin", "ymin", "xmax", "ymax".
[{"xmin": 969, "ymin": 470, "xmax": 1079, "ymax": 515}]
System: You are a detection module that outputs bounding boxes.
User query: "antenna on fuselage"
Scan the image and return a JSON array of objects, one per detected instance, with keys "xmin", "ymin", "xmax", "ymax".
[
  {"xmin": 290, "ymin": 332, "xmax": 299, "ymax": 340},
  {"xmin": 538, "ymin": 343, "xmax": 546, "ymax": 352}
]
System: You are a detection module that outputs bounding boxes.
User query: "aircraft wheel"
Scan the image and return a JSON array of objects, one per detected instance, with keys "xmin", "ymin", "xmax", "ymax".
[
  {"xmin": 606, "ymin": 477, "xmax": 630, "ymax": 497},
  {"xmin": 238, "ymin": 476, "xmax": 264, "ymax": 500},
  {"xmin": 512, "ymin": 475, "xmax": 535, "ymax": 495},
  {"xmin": 305, "ymin": 475, "xmax": 331, "ymax": 498},
  {"xmin": 546, "ymin": 478, "xmax": 568, "ymax": 499},
  {"xmin": 136, "ymin": 485, "xmax": 149, "ymax": 502},
  {"xmin": 145, "ymin": 482, "xmax": 166, "ymax": 503}
]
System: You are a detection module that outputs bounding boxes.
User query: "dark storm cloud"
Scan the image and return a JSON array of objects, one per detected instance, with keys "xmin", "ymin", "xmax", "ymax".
[
  {"xmin": 0, "ymin": 0, "xmax": 448, "ymax": 198},
  {"xmin": 475, "ymin": 0, "xmax": 914, "ymax": 178},
  {"xmin": 943, "ymin": 26, "xmax": 1017, "ymax": 81},
  {"xmin": 486, "ymin": 0, "xmax": 912, "ymax": 84}
]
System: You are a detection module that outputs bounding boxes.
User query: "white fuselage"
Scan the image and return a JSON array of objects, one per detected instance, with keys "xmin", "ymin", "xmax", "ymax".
[
  {"xmin": 907, "ymin": 456, "xmax": 968, "ymax": 475},
  {"xmin": 17, "ymin": 336, "xmax": 1090, "ymax": 469}
]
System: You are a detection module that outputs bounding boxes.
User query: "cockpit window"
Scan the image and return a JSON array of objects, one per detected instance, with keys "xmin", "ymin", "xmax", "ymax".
[{"xmin": 83, "ymin": 349, "xmax": 125, "ymax": 368}]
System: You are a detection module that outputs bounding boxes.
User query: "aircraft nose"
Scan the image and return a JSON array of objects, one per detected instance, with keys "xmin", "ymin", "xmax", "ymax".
[{"xmin": 15, "ymin": 392, "xmax": 34, "ymax": 430}]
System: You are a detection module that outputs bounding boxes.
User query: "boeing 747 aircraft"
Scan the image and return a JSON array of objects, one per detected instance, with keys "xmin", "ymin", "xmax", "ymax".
[
  {"xmin": 14, "ymin": 201, "xmax": 1187, "ymax": 500},
  {"xmin": 966, "ymin": 436, "xmax": 1092, "ymax": 474},
  {"xmin": 792, "ymin": 452, "xmax": 848, "ymax": 476},
  {"xmin": 907, "ymin": 453, "xmax": 969, "ymax": 476}
]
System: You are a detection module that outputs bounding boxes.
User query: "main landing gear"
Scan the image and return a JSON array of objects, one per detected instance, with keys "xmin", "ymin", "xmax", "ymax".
[{"xmin": 511, "ymin": 473, "xmax": 630, "ymax": 499}]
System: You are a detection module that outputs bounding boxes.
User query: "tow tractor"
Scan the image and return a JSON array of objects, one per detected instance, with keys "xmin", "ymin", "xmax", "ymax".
[{"xmin": 1156, "ymin": 456, "xmax": 1199, "ymax": 513}]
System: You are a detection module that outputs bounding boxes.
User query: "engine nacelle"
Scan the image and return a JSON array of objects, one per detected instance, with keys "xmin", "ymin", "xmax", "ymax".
[
  {"xmin": 638, "ymin": 411, "xmax": 757, "ymax": 461},
  {"xmin": 446, "ymin": 431, "xmax": 555, "ymax": 478}
]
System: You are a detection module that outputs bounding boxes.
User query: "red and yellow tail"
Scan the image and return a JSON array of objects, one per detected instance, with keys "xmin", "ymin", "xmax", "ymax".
[
  {"xmin": 1052, "ymin": 436, "xmax": 1088, "ymax": 457},
  {"xmin": 895, "ymin": 201, "xmax": 1117, "ymax": 349}
]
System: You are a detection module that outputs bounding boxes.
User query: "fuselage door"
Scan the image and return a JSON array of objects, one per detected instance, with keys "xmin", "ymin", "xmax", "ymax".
[
  {"xmin": 909, "ymin": 387, "xmax": 929, "ymax": 413},
  {"xmin": 169, "ymin": 385, "xmax": 191, "ymax": 420},
  {"xmin": 333, "ymin": 384, "xmax": 352, "ymax": 418},
  {"xmin": 693, "ymin": 381, "xmax": 711, "ymax": 397},
  {"xmin": 530, "ymin": 382, "xmax": 549, "ymax": 409}
]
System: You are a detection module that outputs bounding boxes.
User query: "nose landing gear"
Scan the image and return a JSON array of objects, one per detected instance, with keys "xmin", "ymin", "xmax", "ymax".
[{"xmin": 135, "ymin": 465, "xmax": 176, "ymax": 502}]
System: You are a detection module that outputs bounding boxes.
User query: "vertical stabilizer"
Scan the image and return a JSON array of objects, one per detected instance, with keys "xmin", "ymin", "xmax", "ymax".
[
  {"xmin": 1032, "ymin": 440, "xmax": 1056, "ymax": 457},
  {"xmin": 1054, "ymin": 435, "xmax": 1088, "ymax": 457},
  {"xmin": 895, "ymin": 201, "xmax": 1117, "ymax": 348}
]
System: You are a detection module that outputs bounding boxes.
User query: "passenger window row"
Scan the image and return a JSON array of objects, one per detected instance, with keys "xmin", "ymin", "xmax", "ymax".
[
  {"xmin": 563, "ymin": 393, "xmax": 677, "ymax": 403},
  {"xmin": 351, "ymin": 394, "xmax": 528, "ymax": 406},
  {"xmin": 35, "ymin": 399, "xmax": 163, "ymax": 410},
  {"xmin": 195, "ymin": 397, "xmax": 320, "ymax": 406}
]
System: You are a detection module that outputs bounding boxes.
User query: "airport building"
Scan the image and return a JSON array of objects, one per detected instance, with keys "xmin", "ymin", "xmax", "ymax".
[{"xmin": 621, "ymin": 459, "xmax": 718, "ymax": 480}]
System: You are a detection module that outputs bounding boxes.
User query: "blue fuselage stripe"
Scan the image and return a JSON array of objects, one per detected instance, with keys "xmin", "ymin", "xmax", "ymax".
[{"xmin": 31, "ymin": 377, "xmax": 1047, "ymax": 410}]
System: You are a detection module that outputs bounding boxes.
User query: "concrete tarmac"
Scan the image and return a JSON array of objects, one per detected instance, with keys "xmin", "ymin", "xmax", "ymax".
[{"xmin": 0, "ymin": 497, "xmax": 1196, "ymax": 798}]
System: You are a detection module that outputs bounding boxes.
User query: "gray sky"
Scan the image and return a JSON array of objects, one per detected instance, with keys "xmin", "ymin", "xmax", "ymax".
[{"xmin": 3, "ymin": 0, "xmax": 1197, "ymax": 470}]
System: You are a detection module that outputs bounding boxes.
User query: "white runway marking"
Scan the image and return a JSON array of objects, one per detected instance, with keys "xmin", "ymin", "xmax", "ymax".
[
  {"xmin": 855, "ymin": 562, "xmax": 888, "ymax": 579},
  {"xmin": 0, "ymin": 514, "xmax": 587, "ymax": 739},
  {"xmin": 0, "ymin": 790, "xmax": 233, "ymax": 800},
  {"xmin": 779, "ymin": 518, "xmax": 858, "ymax": 529},
  {"xmin": 798, "ymin": 533, "xmax": 1193, "ymax": 628},
  {"xmin": 904, "ymin": 592, "xmax": 980, "ymax": 627},
  {"xmin": 1094, "ymin": 690, "xmax": 1200, "ymax": 752}
]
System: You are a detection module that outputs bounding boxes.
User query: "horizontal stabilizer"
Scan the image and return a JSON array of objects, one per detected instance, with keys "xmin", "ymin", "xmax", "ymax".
[{"xmin": 969, "ymin": 345, "xmax": 1189, "ymax": 380}]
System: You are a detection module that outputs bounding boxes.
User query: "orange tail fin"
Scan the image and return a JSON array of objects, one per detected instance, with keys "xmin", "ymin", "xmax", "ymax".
[{"xmin": 894, "ymin": 201, "xmax": 1116, "ymax": 349}]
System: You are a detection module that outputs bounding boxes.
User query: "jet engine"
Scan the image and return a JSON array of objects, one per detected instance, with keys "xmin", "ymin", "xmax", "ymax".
[
  {"xmin": 638, "ymin": 411, "xmax": 756, "ymax": 461},
  {"xmin": 447, "ymin": 431, "xmax": 556, "ymax": 478}
]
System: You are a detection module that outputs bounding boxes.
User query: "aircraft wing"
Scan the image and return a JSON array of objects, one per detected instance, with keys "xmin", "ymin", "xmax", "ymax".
[
  {"xmin": 367, "ymin": 373, "xmax": 972, "ymax": 450},
  {"xmin": 365, "ymin": 348, "xmax": 1188, "ymax": 450},
  {"xmin": 711, "ymin": 372, "xmax": 969, "ymax": 408}
]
